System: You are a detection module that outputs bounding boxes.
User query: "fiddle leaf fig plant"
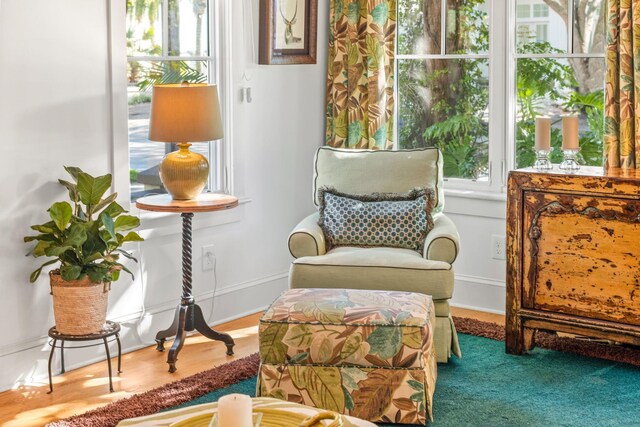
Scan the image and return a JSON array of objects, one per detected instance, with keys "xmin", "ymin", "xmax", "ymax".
[{"xmin": 24, "ymin": 167, "xmax": 144, "ymax": 284}]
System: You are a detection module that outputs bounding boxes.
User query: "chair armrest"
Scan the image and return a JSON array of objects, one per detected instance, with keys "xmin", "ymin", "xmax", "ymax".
[
  {"xmin": 423, "ymin": 214, "xmax": 460, "ymax": 264},
  {"xmin": 288, "ymin": 212, "xmax": 327, "ymax": 259}
]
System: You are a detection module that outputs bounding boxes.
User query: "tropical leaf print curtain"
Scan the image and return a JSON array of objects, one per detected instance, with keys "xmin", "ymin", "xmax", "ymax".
[
  {"xmin": 604, "ymin": 0, "xmax": 640, "ymax": 169},
  {"xmin": 325, "ymin": 0, "xmax": 396, "ymax": 150}
]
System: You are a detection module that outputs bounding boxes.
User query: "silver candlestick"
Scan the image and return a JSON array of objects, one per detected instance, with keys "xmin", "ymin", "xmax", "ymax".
[
  {"xmin": 534, "ymin": 147, "xmax": 553, "ymax": 170},
  {"xmin": 559, "ymin": 148, "xmax": 581, "ymax": 171}
]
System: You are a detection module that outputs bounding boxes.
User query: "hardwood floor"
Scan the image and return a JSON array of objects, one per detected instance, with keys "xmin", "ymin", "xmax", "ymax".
[{"xmin": 0, "ymin": 308, "xmax": 502, "ymax": 426}]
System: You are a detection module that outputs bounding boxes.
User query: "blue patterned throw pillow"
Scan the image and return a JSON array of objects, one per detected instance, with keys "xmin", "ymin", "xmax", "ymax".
[{"xmin": 317, "ymin": 187, "xmax": 435, "ymax": 251}]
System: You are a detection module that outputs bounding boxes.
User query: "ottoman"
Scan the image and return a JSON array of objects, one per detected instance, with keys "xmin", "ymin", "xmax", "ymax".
[{"xmin": 256, "ymin": 288, "xmax": 437, "ymax": 425}]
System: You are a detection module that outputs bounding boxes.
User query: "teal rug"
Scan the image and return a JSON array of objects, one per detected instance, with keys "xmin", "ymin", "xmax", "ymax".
[{"xmin": 172, "ymin": 333, "xmax": 640, "ymax": 426}]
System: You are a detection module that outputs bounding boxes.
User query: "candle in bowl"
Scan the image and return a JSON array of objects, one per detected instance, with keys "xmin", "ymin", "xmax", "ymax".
[
  {"xmin": 217, "ymin": 394, "xmax": 253, "ymax": 427},
  {"xmin": 535, "ymin": 116, "xmax": 551, "ymax": 150},
  {"xmin": 562, "ymin": 115, "xmax": 579, "ymax": 149}
]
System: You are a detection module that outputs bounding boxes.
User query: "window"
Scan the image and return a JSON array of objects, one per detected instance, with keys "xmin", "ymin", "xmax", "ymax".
[
  {"xmin": 536, "ymin": 24, "xmax": 548, "ymax": 42},
  {"xmin": 533, "ymin": 4, "xmax": 550, "ymax": 17},
  {"xmin": 395, "ymin": 0, "xmax": 605, "ymax": 190},
  {"xmin": 126, "ymin": 0, "xmax": 221, "ymax": 200},
  {"xmin": 517, "ymin": 4, "xmax": 531, "ymax": 18},
  {"xmin": 515, "ymin": 0, "xmax": 605, "ymax": 169},
  {"xmin": 397, "ymin": 0, "xmax": 490, "ymax": 182}
]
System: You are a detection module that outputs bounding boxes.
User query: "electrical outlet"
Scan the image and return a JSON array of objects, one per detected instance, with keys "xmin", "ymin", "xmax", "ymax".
[
  {"xmin": 202, "ymin": 245, "xmax": 215, "ymax": 271},
  {"xmin": 491, "ymin": 235, "xmax": 506, "ymax": 260}
]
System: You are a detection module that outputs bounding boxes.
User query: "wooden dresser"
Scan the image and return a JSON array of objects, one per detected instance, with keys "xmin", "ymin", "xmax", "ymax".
[{"xmin": 506, "ymin": 167, "xmax": 640, "ymax": 354}]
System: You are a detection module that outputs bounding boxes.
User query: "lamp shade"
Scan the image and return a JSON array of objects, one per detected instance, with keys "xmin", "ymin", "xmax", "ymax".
[{"xmin": 149, "ymin": 83, "xmax": 224, "ymax": 142}]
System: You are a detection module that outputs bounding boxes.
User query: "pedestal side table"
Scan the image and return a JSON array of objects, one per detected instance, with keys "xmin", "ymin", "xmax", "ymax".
[{"xmin": 136, "ymin": 193, "xmax": 238, "ymax": 372}]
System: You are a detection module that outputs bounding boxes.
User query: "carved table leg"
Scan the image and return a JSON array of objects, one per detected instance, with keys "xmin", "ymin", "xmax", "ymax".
[{"xmin": 160, "ymin": 212, "xmax": 236, "ymax": 372}]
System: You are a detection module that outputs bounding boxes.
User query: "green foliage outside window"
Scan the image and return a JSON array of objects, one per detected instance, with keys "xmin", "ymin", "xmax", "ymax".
[{"xmin": 397, "ymin": 0, "xmax": 605, "ymax": 179}]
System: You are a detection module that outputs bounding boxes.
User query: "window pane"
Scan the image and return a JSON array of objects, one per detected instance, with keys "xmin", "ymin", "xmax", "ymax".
[
  {"xmin": 398, "ymin": 58, "xmax": 489, "ymax": 180},
  {"xmin": 536, "ymin": 24, "xmax": 548, "ymax": 43},
  {"xmin": 516, "ymin": 0, "xmax": 567, "ymax": 53},
  {"xmin": 573, "ymin": 0, "xmax": 605, "ymax": 53},
  {"xmin": 515, "ymin": 57, "xmax": 604, "ymax": 169},
  {"xmin": 128, "ymin": 60, "xmax": 210, "ymax": 200},
  {"xmin": 126, "ymin": 0, "xmax": 162, "ymax": 57},
  {"xmin": 398, "ymin": 0, "xmax": 441, "ymax": 55},
  {"xmin": 445, "ymin": 0, "xmax": 488, "ymax": 54},
  {"xmin": 532, "ymin": 4, "xmax": 549, "ymax": 17},
  {"xmin": 167, "ymin": 0, "xmax": 210, "ymax": 56},
  {"xmin": 517, "ymin": 4, "xmax": 530, "ymax": 18}
]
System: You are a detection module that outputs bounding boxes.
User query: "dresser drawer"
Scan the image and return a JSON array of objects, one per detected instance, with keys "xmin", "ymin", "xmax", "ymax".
[{"xmin": 522, "ymin": 191, "xmax": 640, "ymax": 326}]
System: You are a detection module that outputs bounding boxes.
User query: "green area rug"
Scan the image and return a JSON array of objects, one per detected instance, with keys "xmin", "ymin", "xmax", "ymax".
[{"xmin": 173, "ymin": 333, "xmax": 640, "ymax": 426}]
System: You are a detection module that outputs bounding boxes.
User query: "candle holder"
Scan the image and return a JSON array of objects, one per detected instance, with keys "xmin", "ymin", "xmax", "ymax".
[
  {"xmin": 559, "ymin": 148, "xmax": 581, "ymax": 171},
  {"xmin": 533, "ymin": 147, "xmax": 553, "ymax": 170}
]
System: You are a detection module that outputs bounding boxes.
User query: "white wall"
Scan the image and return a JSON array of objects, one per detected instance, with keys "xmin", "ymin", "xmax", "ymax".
[
  {"xmin": 445, "ymin": 195, "xmax": 507, "ymax": 314},
  {"xmin": 0, "ymin": 0, "xmax": 328, "ymax": 391}
]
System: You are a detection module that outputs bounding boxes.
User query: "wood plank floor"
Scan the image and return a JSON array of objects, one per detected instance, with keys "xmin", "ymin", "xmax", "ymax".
[{"xmin": 0, "ymin": 308, "xmax": 503, "ymax": 426}]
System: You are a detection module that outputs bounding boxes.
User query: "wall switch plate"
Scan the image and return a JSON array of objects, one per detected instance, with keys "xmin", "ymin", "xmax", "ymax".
[
  {"xmin": 202, "ymin": 245, "xmax": 215, "ymax": 271},
  {"xmin": 491, "ymin": 235, "xmax": 506, "ymax": 260}
]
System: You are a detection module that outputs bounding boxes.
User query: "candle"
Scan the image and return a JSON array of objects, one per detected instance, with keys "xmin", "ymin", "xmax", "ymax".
[
  {"xmin": 535, "ymin": 116, "xmax": 551, "ymax": 150},
  {"xmin": 217, "ymin": 394, "xmax": 253, "ymax": 427},
  {"xmin": 562, "ymin": 115, "xmax": 579, "ymax": 149}
]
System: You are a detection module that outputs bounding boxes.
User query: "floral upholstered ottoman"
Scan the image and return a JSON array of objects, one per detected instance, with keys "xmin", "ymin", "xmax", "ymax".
[{"xmin": 256, "ymin": 288, "xmax": 437, "ymax": 425}]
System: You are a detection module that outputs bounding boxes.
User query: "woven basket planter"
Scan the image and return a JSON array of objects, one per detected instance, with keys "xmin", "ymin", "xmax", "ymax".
[{"xmin": 50, "ymin": 272, "xmax": 111, "ymax": 335}]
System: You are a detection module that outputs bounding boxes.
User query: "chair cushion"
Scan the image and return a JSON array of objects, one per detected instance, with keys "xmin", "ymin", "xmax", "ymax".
[
  {"xmin": 290, "ymin": 247, "xmax": 454, "ymax": 300},
  {"xmin": 313, "ymin": 147, "xmax": 445, "ymax": 214},
  {"xmin": 317, "ymin": 187, "xmax": 434, "ymax": 251}
]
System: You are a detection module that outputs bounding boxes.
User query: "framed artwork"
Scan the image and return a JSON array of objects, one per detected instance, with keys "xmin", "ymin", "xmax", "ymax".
[{"xmin": 259, "ymin": 0, "xmax": 318, "ymax": 65}]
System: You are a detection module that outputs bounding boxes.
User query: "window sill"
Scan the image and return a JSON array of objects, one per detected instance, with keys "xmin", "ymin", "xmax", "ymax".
[
  {"xmin": 135, "ymin": 197, "xmax": 252, "ymax": 240},
  {"xmin": 443, "ymin": 188, "xmax": 507, "ymax": 202},
  {"xmin": 443, "ymin": 188, "xmax": 507, "ymax": 220}
]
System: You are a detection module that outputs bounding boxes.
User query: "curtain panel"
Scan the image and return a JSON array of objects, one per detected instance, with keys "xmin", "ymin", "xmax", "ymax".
[
  {"xmin": 604, "ymin": 0, "xmax": 640, "ymax": 169},
  {"xmin": 325, "ymin": 0, "xmax": 396, "ymax": 150}
]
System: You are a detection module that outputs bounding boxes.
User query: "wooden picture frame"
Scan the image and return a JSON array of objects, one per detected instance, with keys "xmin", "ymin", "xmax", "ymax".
[{"xmin": 259, "ymin": 0, "xmax": 317, "ymax": 65}]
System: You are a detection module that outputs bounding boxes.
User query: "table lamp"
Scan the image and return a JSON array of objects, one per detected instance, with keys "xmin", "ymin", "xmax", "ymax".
[{"xmin": 148, "ymin": 82, "xmax": 224, "ymax": 200}]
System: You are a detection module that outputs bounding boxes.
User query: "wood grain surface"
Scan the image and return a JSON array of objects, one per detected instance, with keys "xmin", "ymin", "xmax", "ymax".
[
  {"xmin": 507, "ymin": 167, "xmax": 640, "ymax": 354},
  {"xmin": 136, "ymin": 193, "xmax": 238, "ymax": 213}
]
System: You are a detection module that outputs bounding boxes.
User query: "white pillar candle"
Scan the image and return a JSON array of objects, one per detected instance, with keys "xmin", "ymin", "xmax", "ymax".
[
  {"xmin": 535, "ymin": 116, "xmax": 551, "ymax": 150},
  {"xmin": 562, "ymin": 115, "xmax": 580, "ymax": 149},
  {"xmin": 217, "ymin": 394, "xmax": 253, "ymax": 427}
]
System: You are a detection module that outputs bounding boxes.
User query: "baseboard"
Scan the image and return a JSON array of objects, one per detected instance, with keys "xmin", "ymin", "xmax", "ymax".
[
  {"xmin": 0, "ymin": 272, "xmax": 287, "ymax": 392},
  {"xmin": 451, "ymin": 274, "xmax": 506, "ymax": 314}
]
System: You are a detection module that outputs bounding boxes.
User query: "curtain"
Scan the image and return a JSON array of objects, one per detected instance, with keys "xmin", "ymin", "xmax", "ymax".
[
  {"xmin": 604, "ymin": 0, "xmax": 640, "ymax": 169},
  {"xmin": 325, "ymin": 0, "xmax": 396, "ymax": 150}
]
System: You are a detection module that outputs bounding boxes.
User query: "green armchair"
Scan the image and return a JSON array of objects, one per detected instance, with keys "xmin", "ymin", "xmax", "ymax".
[{"xmin": 288, "ymin": 147, "xmax": 461, "ymax": 362}]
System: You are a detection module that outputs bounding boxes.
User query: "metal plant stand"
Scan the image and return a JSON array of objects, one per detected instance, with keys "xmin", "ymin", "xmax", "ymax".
[
  {"xmin": 136, "ymin": 193, "xmax": 239, "ymax": 373},
  {"xmin": 47, "ymin": 321, "xmax": 122, "ymax": 393}
]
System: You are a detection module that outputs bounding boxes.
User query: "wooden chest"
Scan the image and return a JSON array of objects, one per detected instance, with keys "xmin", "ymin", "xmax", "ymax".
[{"xmin": 506, "ymin": 167, "xmax": 640, "ymax": 354}]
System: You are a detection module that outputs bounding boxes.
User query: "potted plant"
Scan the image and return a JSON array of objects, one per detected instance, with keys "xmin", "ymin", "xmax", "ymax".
[{"xmin": 24, "ymin": 167, "xmax": 143, "ymax": 335}]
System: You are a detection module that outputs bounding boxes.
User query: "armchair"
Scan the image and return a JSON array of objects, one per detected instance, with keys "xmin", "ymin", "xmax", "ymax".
[{"xmin": 288, "ymin": 147, "xmax": 461, "ymax": 362}]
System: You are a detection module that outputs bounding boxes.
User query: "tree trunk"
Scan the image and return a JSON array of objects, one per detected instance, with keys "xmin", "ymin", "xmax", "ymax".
[
  {"xmin": 422, "ymin": 0, "xmax": 464, "ymax": 132},
  {"xmin": 193, "ymin": 0, "xmax": 207, "ymax": 72},
  {"xmin": 168, "ymin": 0, "xmax": 180, "ymax": 56}
]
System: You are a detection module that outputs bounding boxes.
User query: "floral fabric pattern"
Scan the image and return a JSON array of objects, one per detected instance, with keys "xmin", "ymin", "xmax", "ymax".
[
  {"xmin": 604, "ymin": 0, "xmax": 640, "ymax": 169},
  {"xmin": 325, "ymin": 0, "xmax": 396, "ymax": 150},
  {"xmin": 317, "ymin": 187, "xmax": 435, "ymax": 252},
  {"xmin": 257, "ymin": 288, "xmax": 436, "ymax": 424}
]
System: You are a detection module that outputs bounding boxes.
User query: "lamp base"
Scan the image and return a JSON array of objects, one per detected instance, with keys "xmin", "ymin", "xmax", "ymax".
[{"xmin": 159, "ymin": 143, "xmax": 209, "ymax": 200}]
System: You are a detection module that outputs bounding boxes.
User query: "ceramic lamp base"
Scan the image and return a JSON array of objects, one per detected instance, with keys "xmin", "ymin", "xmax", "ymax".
[{"xmin": 159, "ymin": 143, "xmax": 209, "ymax": 200}]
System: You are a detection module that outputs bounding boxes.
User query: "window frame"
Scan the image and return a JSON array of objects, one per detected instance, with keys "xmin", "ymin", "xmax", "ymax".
[
  {"xmin": 109, "ymin": 0, "xmax": 233, "ymax": 212},
  {"xmin": 394, "ymin": 0, "xmax": 506, "ymax": 192},
  {"xmin": 395, "ymin": 0, "xmax": 605, "ymax": 195},
  {"xmin": 508, "ymin": 0, "xmax": 605, "ymax": 175}
]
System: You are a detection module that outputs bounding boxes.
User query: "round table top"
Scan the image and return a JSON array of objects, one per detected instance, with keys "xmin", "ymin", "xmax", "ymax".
[{"xmin": 136, "ymin": 193, "xmax": 239, "ymax": 213}]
